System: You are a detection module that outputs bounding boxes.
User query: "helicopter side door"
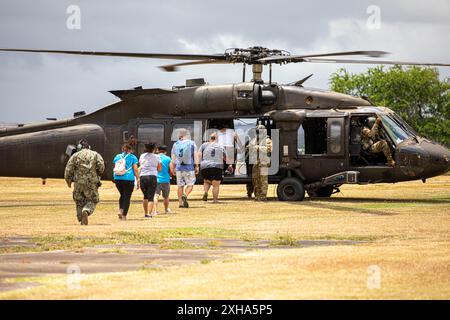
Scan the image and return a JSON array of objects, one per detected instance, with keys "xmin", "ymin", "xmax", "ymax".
[{"xmin": 296, "ymin": 114, "xmax": 347, "ymax": 182}]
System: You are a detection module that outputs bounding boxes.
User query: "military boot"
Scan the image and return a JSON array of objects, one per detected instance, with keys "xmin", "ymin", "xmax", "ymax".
[
  {"xmin": 81, "ymin": 210, "xmax": 89, "ymax": 226},
  {"xmin": 387, "ymin": 159, "xmax": 396, "ymax": 167}
]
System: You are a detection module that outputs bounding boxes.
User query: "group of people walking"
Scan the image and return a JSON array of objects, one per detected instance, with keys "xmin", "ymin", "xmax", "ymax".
[
  {"xmin": 64, "ymin": 125, "xmax": 273, "ymax": 225},
  {"xmin": 113, "ymin": 142, "xmax": 172, "ymax": 221}
]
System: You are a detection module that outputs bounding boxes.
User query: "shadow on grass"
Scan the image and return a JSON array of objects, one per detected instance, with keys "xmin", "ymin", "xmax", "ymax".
[
  {"xmin": 0, "ymin": 195, "xmax": 448, "ymax": 209},
  {"xmin": 293, "ymin": 201, "xmax": 397, "ymax": 216}
]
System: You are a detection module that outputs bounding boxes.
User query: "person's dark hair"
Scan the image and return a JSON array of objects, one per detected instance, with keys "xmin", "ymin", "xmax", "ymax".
[
  {"xmin": 145, "ymin": 142, "xmax": 157, "ymax": 153},
  {"xmin": 158, "ymin": 145, "xmax": 168, "ymax": 152},
  {"xmin": 78, "ymin": 139, "xmax": 90, "ymax": 150},
  {"xmin": 122, "ymin": 143, "xmax": 133, "ymax": 152},
  {"xmin": 127, "ymin": 135, "xmax": 137, "ymax": 148}
]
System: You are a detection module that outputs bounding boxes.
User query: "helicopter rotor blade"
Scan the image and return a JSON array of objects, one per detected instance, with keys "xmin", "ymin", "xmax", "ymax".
[
  {"xmin": 159, "ymin": 59, "xmax": 230, "ymax": 72},
  {"xmin": 303, "ymin": 57, "xmax": 450, "ymax": 67},
  {"xmin": 258, "ymin": 50, "xmax": 389, "ymax": 63},
  {"xmin": 0, "ymin": 48, "xmax": 227, "ymax": 61}
]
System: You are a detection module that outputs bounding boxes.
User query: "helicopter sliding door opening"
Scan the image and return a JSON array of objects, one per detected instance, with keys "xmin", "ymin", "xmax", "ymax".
[
  {"xmin": 296, "ymin": 116, "xmax": 346, "ymax": 181},
  {"xmin": 297, "ymin": 118, "xmax": 327, "ymax": 155},
  {"xmin": 205, "ymin": 118, "xmax": 253, "ymax": 178},
  {"xmin": 205, "ymin": 118, "xmax": 277, "ymax": 180}
]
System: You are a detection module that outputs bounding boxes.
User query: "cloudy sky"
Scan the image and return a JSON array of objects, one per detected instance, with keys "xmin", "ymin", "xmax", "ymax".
[{"xmin": 0, "ymin": 0, "xmax": 449, "ymax": 123}]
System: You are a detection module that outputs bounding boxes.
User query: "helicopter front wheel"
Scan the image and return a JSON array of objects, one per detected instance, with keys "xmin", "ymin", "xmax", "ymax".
[{"xmin": 277, "ymin": 177, "xmax": 305, "ymax": 201}]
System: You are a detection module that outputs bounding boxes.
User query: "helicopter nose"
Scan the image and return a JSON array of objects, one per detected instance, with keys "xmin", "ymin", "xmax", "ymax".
[{"xmin": 420, "ymin": 140, "xmax": 450, "ymax": 178}]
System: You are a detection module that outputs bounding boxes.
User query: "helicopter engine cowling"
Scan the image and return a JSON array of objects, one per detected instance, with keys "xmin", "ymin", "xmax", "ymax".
[
  {"xmin": 176, "ymin": 82, "xmax": 265, "ymax": 115},
  {"xmin": 111, "ymin": 82, "xmax": 276, "ymax": 117}
]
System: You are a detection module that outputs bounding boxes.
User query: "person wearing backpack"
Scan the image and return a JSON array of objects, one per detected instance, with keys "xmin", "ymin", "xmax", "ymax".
[
  {"xmin": 171, "ymin": 128, "xmax": 199, "ymax": 208},
  {"xmin": 64, "ymin": 139, "xmax": 105, "ymax": 225},
  {"xmin": 138, "ymin": 142, "xmax": 162, "ymax": 218},
  {"xmin": 113, "ymin": 143, "xmax": 139, "ymax": 220}
]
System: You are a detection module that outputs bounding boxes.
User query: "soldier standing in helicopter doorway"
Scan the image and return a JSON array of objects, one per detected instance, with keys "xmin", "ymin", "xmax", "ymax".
[
  {"xmin": 247, "ymin": 125, "xmax": 273, "ymax": 201},
  {"xmin": 64, "ymin": 139, "xmax": 105, "ymax": 225}
]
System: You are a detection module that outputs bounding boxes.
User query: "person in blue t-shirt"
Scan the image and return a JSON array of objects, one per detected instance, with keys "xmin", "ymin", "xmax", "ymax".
[
  {"xmin": 171, "ymin": 128, "xmax": 199, "ymax": 208},
  {"xmin": 113, "ymin": 143, "xmax": 139, "ymax": 220},
  {"xmin": 153, "ymin": 145, "xmax": 174, "ymax": 214}
]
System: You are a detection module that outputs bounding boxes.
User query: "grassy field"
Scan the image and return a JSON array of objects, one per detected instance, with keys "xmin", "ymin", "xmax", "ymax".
[{"xmin": 0, "ymin": 175, "xmax": 449, "ymax": 299}]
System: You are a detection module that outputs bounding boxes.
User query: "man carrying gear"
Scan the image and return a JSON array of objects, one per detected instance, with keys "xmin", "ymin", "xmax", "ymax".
[
  {"xmin": 361, "ymin": 116, "xmax": 396, "ymax": 167},
  {"xmin": 247, "ymin": 124, "xmax": 273, "ymax": 201},
  {"xmin": 64, "ymin": 139, "xmax": 105, "ymax": 225}
]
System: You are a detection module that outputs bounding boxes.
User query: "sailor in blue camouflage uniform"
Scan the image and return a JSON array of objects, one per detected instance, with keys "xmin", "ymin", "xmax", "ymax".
[{"xmin": 64, "ymin": 139, "xmax": 105, "ymax": 225}]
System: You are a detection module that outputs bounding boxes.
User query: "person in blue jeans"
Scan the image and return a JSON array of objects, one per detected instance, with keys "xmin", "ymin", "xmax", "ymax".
[{"xmin": 113, "ymin": 143, "xmax": 139, "ymax": 221}]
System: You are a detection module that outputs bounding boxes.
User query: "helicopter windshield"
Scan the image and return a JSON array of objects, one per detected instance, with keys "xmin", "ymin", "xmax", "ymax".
[{"xmin": 381, "ymin": 114, "xmax": 412, "ymax": 144}]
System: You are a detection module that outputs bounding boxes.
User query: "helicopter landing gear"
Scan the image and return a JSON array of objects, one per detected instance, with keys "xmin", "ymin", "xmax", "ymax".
[
  {"xmin": 277, "ymin": 177, "xmax": 305, "ymax": 201},
  {"xmin": 307, "ymin": 185, "xmax": 335, "ymax": 198}
]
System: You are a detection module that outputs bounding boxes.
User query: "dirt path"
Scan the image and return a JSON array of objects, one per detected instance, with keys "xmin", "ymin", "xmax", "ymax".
[{"xmin": 0, "ymin": 237, "xmax": 365, "ymax": 291}]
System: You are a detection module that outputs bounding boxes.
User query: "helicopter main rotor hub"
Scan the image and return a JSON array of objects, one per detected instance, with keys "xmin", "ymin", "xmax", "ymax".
[
  {"xmin": 224, "ymin": 46, "xmax": 290, "ymax": 65},
  {"xmin": 224, "ymin": 47, "xmax": 290, "ymax": 82}
]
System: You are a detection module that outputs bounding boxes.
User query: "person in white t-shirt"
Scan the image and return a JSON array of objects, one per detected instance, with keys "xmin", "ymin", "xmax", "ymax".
[
  {"xmin": 139, "ymin": 142, "xmax": 162, "ymax": 218},
  {"xmin": 217, "ymin": 126, "xmax": 243, "ymax": 172}
]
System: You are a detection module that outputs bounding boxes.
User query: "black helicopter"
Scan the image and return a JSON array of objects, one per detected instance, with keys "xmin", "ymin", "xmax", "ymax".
[{"xmin": 0, "ymin": 46, "xmax": 449, "ymax": 201}]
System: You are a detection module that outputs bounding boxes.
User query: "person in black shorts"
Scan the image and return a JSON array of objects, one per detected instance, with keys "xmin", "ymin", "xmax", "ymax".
[
  {"xmin": 139, "ymin": 142, "xmax": 162, "ymax": 218},
  {"xmin": 198, "ymin": 133, "xmax": 232, "ymax": 203}
]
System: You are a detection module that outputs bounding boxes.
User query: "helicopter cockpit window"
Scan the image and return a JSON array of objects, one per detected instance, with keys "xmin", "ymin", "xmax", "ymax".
[
  {"xmin": 381, "ymin": 115, "xmax": 412, "ymax": 144},
  {"xmin": 138, "ymin": 124, "xmax": 164, "ymax": 151}
]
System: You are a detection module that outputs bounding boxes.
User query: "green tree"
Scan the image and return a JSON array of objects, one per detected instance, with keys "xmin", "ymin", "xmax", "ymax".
[{"xmin": 329, "ymin": 66, "xmax": 450, "ymax": 146}]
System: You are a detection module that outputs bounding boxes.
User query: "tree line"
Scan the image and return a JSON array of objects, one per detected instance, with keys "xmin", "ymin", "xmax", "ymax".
[{"xmin": 329, "ymin": 66, "xmax": 449, "ymax": 146}]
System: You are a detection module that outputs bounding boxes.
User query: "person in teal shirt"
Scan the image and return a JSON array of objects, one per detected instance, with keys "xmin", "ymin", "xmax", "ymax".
[
  {"xmin": 113, "ymin": 144, "xmax": 139, "ymax": 220},
  {"xmin": 154, "ymin": 145, "xmax": 174, "ymax": 214}
]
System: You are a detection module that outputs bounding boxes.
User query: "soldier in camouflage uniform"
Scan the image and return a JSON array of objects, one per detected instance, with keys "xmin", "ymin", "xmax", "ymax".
[
  {"xmin": 362, "ymin": 116, "xmax": 395, "ymax": 167},
  {"xmin": 64, "ymin": 139, "xmax": 105, "ymax": 225},
  {"xmin": 248, "ymin": 125, "xmax": 273, "ymax": 201}
]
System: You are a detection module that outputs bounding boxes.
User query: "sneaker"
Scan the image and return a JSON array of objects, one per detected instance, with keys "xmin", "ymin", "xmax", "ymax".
[
  {"xmin": 202, "ymin": 192, "xmax": 208, "ymax": 202},
  {"xmin": 165, "ymin": 208, "xmax": 172, "ymax": 214},
  {"xmin": 81, "ymin": 210, "xmax": 89, "ymax": 226},
  {"xmin": 181, "ymin": 194, "xmax": 189, "ymax": 208},
  {"xmin": 144, "ymin": 214, "xmax": 152, "ymax": 218}
]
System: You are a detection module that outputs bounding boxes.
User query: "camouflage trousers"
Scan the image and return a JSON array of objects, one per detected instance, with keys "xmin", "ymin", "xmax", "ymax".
[
  {"xmin": 73, "ymin": 183, "xmax": 99, "ymax": 222},
  {"xmin": 252, "ymin": 164, "xmax": 269, "ymax": 201},
  {"xmin": 369, "ymin": 140, "xmax": 393, "ymax": 161}
]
